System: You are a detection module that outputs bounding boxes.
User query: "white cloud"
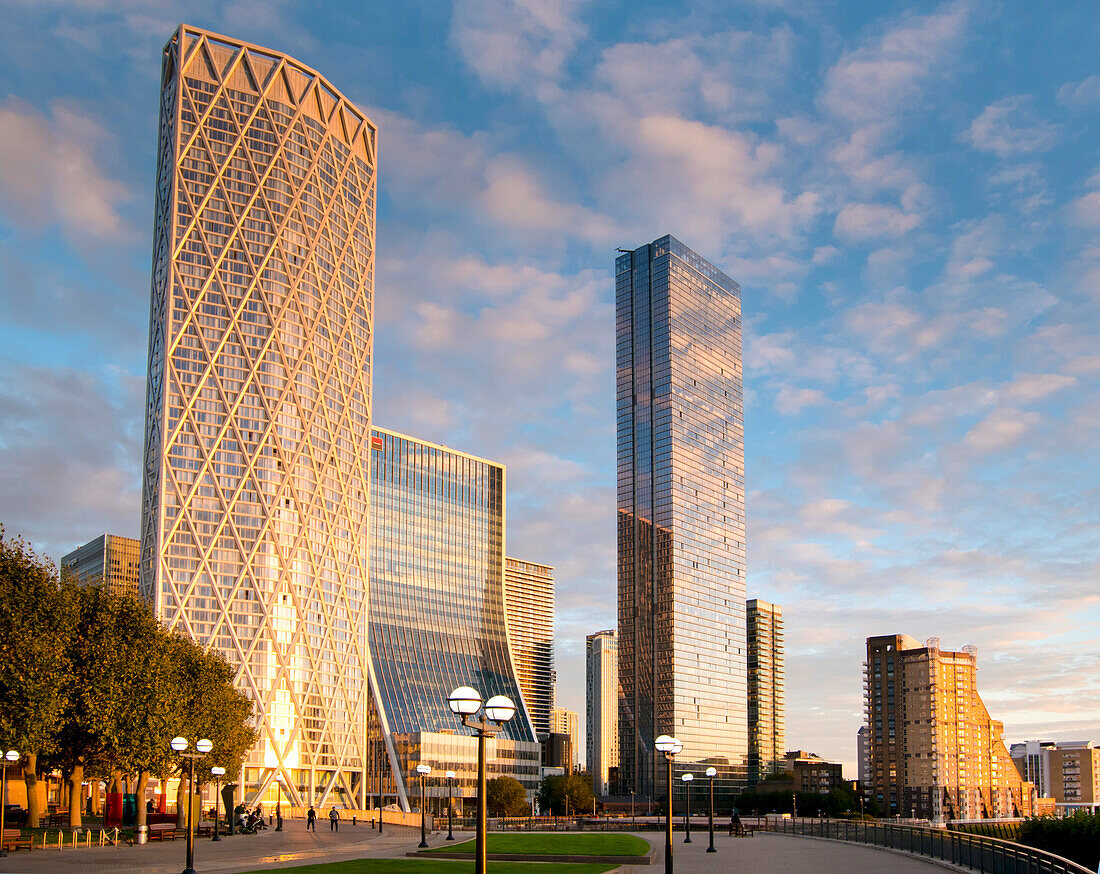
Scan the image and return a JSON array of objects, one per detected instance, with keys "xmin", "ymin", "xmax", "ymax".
[
  {"xmin": 775, "ymin": 386, "xmax": 828, "ymax": 416},
  {"xmin": 1000, "ymin": 373, "xmax": 1076, "ymax": 403},
  {"xmin": 834, "ymin": 203, "xmax": 920, "ymax": 240},
  {"xmin": 964, "ymin": 407, "xmax": 1041, "ymax": 452},
  {"xmin": 1057, "ymin": 75, "xmax": 1100, "ymax": 110},
  {"xmin": 966, "ymin": 96, "xmax": 1059, "ymax": 158}
]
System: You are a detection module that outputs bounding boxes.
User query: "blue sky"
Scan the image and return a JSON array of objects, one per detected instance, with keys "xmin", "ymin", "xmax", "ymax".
[{"xmin": 1, "ymin": 0, "xmax": 1098, "ymax": 771}]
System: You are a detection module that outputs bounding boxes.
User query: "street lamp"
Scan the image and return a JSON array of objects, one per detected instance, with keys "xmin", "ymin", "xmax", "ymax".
[
  {"xmin": 0, "ymin": 750, "xmax": 20, "ymax": 858},
  {"xmin": 630, "ymin": 788, "xmax": 635, "ymax": 826},
  {"xmin": 449, "ymin": 686, "xmax": 515, "ymax": 874},
  {"xmin": 274, "ymin": 776, "xmax": 283, "ymax": 831},
  {"xmin": 210, "ymin": 767, "xmax": 226, "ymax": 842},
  {"xmin": 681, "ymin": 773, "xmax": 693, "ymax": 843},
  {"xmin": 445, "ymin": 770, "xmax": 456, "ymax": 841},
  {"xmin": 416, "ymin": 764, "xmax": 432, "ymax": 848},
  {"xmin": 705, "ymin": 766, "xmax": 717, "ymax": 854},
  {"xmin": 171, "ymin": 736, "xmax": 212, "ymax": 874},
  {"xmin": 654, "ymin": 734, "xmax": 682, "ymax": 874}
]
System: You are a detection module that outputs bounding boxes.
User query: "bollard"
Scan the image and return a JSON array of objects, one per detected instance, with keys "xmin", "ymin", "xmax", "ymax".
[
  {"xmin": 352, "ymin": 815, "xmax": 357, "ymax": 826},
  {"xmin": 136, "ymin": 824, "xmax": 148, "ymax": 845}
]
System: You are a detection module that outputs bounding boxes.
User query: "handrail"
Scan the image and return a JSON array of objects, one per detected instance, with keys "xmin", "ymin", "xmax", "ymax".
[{"xmin": 763, "ymin": 818, "xmax": 1094, "ymax": 874}]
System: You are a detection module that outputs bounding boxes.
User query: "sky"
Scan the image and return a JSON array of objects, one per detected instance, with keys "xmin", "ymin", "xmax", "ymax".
[{"xmin": 1, "ymin": 0, "xmax": 1098, "ymax": 773}]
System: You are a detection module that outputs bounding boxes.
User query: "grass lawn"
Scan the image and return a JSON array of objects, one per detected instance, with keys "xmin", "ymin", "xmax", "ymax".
[
  {"xmin": 424, "ymin": 832, "xmax": 650, "ymax": 857},
  {"xmin": 238, "ymin": 861, "xmax": 618, "ymax": 874}
]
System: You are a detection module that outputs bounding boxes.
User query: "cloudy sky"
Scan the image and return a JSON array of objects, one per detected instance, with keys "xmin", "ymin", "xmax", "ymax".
[{"xmin": 2, "ymin": 0, "xmax": 1098, "ymax": 771}]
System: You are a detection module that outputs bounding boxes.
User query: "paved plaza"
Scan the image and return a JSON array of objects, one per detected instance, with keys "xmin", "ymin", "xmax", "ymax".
[{"xmin": 0, "ymin": 826, "xmax": 955, "ymax": 873}]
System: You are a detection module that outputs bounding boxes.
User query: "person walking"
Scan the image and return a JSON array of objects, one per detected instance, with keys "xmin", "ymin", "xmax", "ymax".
[
  {"xmin": 329, "ymin": 806, "xmax": 340, "ymax": 832},
  {"xmin": 306, "ymin": 805, "xmax": 317, "ymax": 831}
]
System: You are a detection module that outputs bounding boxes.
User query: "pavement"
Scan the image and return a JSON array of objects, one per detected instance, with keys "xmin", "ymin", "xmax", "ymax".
[{"xmin": 0, "ymin": 824, "xmax": 955, "ymax": 873}]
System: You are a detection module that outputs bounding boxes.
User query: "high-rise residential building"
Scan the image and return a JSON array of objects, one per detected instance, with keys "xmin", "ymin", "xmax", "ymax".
[
  {"xmin": 616, "ymin": 235, "xmax": 746, "ymax": 801},
  {"xmin": 505, "ymin": 557, "xmax": 555, "ymax": 737},
  {"xmin": 857, "ymin": 725, "xmax": 870, "ymax": 789},
  {"xmin": 1009, "ymin": 740, "xmax": 1055, "ymax": 799},
  {"xmin": 139, "ymin": 25, "xmax": 376, "ymax": 807},
  {"xmin": 1046, "ymin": 742, "xmax": 1100, "ymax": 811},
  {"xmin": 551, "ymin": 708, "xmax": 580, "ymax": 770},
  {"xmin": 61, "ymin": 534, "xmax": 141, "ymax": 596},
  {"xmin": 587, "ymin": 629, "xmax": 619, "ymax": 796},
  {"xmin": 747, "ymin": 599, "xmax": 784, "ymax": 787},
  {"xmin": 368, "ymin": 428, "xmax": 540, "ymax": 808},
  {"xmin": 865, "ymin": 635, "xmax": 1032, "ymax": 821}
]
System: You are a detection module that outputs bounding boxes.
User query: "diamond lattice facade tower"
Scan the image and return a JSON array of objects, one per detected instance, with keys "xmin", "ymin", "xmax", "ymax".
[
  {"xmin": 368, "ymin": 428, "xmax": 540, "ymax": 808},
  {"xmin": 139, "ymin": 25, "xmax": 376, "ymax": 807},
  {"xmin": 747, "ymin": 599, "xmax": 785, "ymax": 787},
  {"xmin": 617, "ymin": 235, "xmax": 747, "ymax": 801},
  {"xmin": 504, "ymin": 557, "xmax": 555, "ymax": 738},
  {"xmin": 587, "ymin": 629, "xmax": 619, "ymax": 796}
]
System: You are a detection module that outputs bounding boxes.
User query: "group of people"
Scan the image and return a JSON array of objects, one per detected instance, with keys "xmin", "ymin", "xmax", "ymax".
[
  {"xmin": 234, "ymin": 802, "xmax": 268, "ymax": 833},
  {"xmin": 304, "ymin": 805, "xmax": 342, "ymax": 831}
]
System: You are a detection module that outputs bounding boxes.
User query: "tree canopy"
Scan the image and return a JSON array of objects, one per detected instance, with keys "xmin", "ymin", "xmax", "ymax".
[
  {"xmin": 539, "ymin": 773, "xmax": 594, "ymax": 815},
  {"xmin": 486, "ymin": 775, "xmax": 529, "ymax": 816}
]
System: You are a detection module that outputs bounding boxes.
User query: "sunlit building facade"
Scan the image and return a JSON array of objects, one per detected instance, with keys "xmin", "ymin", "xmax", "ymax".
[
  {"xmin": 62, "ymin": 534, "xmax": 141, "ymax": 596},
  {"xmin": 747, "ymin": 599, "xmax": 785, "ymax": 787},
  {"xmin": 617, "ymin": 235, "xmax": 747, "ymax": 801},
  {"xmin": 586, "ymin": 629, "xmax": 619, "ymax": 795},
  {"xmin": 140, "ymin": 25, "xmax": 376, "ymax": 807},
  {"xmin": 368, "ymin": 428, "xmax": 540, "ymax": 808},
  {"xmin": 865, "ymin": 635, "xmax": 1032, "ymax": 821},
  {"xmin": 504, "ymin": 557, "xmax": 555, "ymax": 737},
  {"xmin": 550, "ymin": 708, "xmax": 580, "ymax": 770}
]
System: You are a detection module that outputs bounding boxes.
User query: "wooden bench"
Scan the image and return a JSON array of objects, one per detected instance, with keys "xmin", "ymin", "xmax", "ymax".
[
  {"xmin": 728, "ymin": 824, "xmax": 756, "ymax": 837},
  {"xmin": 1, "ymin": 829, "xmax": 34, "ymax": 852},
  {"xmin": 147, "ymin": 823, "xmax": 186, "ymax": 841}
]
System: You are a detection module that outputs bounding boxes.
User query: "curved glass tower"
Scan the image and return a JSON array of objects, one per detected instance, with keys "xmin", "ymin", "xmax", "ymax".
[{"xmin": 140, "ymin": 25, "xmax": 376, "ymax": 807}]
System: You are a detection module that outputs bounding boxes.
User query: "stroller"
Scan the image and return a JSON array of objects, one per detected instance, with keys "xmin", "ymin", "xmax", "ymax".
[{"xmin": 240, "ymin": 809, "xmax": 268, "ymax": 834}]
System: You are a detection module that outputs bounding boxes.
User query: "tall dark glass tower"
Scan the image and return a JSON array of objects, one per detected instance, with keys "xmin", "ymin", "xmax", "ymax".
[{"xmin": 616, "ymin": 235, "xmax": 747, "ymax": 801}]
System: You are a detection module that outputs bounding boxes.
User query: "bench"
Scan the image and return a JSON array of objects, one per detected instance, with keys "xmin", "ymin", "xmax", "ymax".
[
  {"xmin": 728, "ymin": 824, "xmax": 756, "ymax": 837},
  {"xmin": 148, "ymin": 823, "xmax": 186, "ymax": 841},
  {"xmin": 48, "ymin": 811, "xmax": 69, "ymax": 828},
  {"xmin": 1, "ymin": 829, "xmax": 33, "ymax": 852}
]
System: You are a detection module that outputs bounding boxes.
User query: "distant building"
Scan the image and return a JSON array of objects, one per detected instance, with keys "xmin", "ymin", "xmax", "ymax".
[
  {"xmin": 747, "ymin": 599, "xmax": 785, "ymax": 787},
  {"xmin": 865, "ymin": 635, "xmax": 1032, "ymax": 821},
  {"xmin": 1010, "ymin": 740, "xmax": 1055, "ymax": 799},
  {"xmin": 786, "ymin": 754, "xmax": 844, "ymax": 795},
  {"xmin": 505, "ymin": 558, "xmax": 555, "ymax": 737},
  {"xmin": 61, "ymin": 534, "xmax": 140, "ymax": 596},
  {"xmin": 857, "ymin": 726, "xmax": 870, "ymax": 789},
  {"xmin": 1047, "ymin": 742, "xmax": 1100, "ymax": 811},
  {"xmin": 551, "ymin": 708, "xmax": 580, "ymax": 770},
  {"xmin": 586, "ymin": 629, "xmax": 619, "ymax": 796},
  {"xmin": 541, "ymin": 732, "xmax": 573, "ymax": 775}
]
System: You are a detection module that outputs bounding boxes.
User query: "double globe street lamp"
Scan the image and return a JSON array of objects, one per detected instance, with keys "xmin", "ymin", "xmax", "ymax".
[
  {"xmin": 416, "ymin": 763, "xmax": 432, "ymax": 848},
  {"xmin": 654, "ymin": 734, "xmax": 682, "ymax": 874},
  {"xmin": 171, "ymin": 736, "xmax": 212, "ymax": 874},
  {"xmin": 448, "ymin": 686, "xmax": 516, "ymax": 874},
  {"xmin": 0, "ymin": 750, "xmax": 20, "ymax": 859}
]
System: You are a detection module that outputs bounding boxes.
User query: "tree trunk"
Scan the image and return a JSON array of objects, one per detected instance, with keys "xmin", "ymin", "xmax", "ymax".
[
  {"xmin": 68, "ymin": 763, "xmax": 84, "ymax": 829},
  {"xmin": 134, "ymin": 771, "xmax": 150, "ymax": 830},
  {"xmin": 175, "ymin": 770, "xmax": 188, "ymax": 829},
  {"xmin": 23, "ymin": 754, "xmax": 42, "ymax": 828}
]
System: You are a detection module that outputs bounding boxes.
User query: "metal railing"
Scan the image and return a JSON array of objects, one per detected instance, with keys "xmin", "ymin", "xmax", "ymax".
[{"xmin": 764, "ymin": 818, "xmax": 1095, "ymax": 874}]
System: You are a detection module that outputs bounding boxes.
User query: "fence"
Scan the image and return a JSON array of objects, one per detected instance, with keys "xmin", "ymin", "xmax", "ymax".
[{"xmin": 764, "ymin": 818, "xmax": 1095, "ymax": 874}]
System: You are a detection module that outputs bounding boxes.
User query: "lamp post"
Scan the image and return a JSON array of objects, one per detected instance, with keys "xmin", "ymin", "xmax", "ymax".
[
  {"xmin": 445, "ymin": 770, "xmax": 456, "ymax": 840},
  {"xmin": 416, "ymin": 764, "xmax": 432, "ymax": 848},
  {"xmin": 377, "ymin": 740, "xmax": 384, "ymax": 836},
  {"xmin": 0, "ymin": 750, "xmax": 19, "ymax": 858},
  {"xmin": 705, "ymin": 766, "xmax": 717, "ymax": 853},
  {"xmin": 630, "ymin": 788, "xmax": 635, "ymax": 826},
  {"xmin": 171, "ymin": 736, "xmax": 212, "ymax": 874},
  {"xmin": 654, "ymin": 734, "xmax": 682, "ymax": 874},
  {"xmin": 448, "ymin": 686, "xmax": 516, "ymax": 874},
  {"xmin": 210, "ymin": 767, "xmax": 225, "ymax": 841},
  {"xmin": 681, "ymin": 773, "xmax": 693, "ymax": 843},
  {"xmin": 274, "ymin": 776, "xmax": 283, "ymax": 831}
]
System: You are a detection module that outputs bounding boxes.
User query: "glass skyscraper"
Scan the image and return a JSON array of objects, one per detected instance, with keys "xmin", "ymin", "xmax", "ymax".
[
  {"xmin": 368, "ymin": 428, "xmax": 540, "ymax": 807},
  {"xmin": 140, "ymin": 25, "xmax": 376, "ymax": 807},
  {"xmin": 747, "ymin": 599, "xmax": 785, "ymax": 787},
  {"xmin": 616, "ymin": 235, "xmax": 747, "ymax": 800}
]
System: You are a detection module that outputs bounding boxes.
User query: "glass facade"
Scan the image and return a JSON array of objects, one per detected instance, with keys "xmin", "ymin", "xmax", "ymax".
[
  {"xmin": 747, "ymin": 599, "xmax": 785, "ymax": 787},
  {"xmin": 617, "ymin": 235, "xmax": 747, "ymax": 801},
  {"xmin": 61, "ymin": 534, "xmax": 141, "ymax": 597},
  {"xmin": 368, "ymin": 428, "xmax": 540, "ymax": 806},
  {"xmin": 504, "ymin": 557, "xmax": 555, "ymax": 737},
  {"xmin": 140, "ymin": 25, "xmax": 376, "ymax": 807}
]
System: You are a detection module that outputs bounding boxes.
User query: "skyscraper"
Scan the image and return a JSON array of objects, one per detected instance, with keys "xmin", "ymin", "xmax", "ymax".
[
  {"xmin": 61, "ymin": 534, "xmax": 141, "ymax": 596},
  {"xmin": 550, "ymin": 708, "xmax": 580, "ymax": 770},
  {"xmin": 140, "ymin": 25, "xmax": 376, "ymax": 806},
  {"xmin": 865, "ymin": 635, "xmax": 1032, "ymax": 820},
  {"xmin": 616, "ymin": 235, "xmax": 746, "ymax": 799},
  {"xmin": 747, "ymin": 599, "xmax": 785, "ymax": 787},
  {"xmin": 505, "ymin": 557, "xmax": 555, "ymax": 737},
  {"xmin": 586, "ymin": 629, "xmax": 619, "ymax": 796},
  {"xmin": 368, "ymin": 428, "xmax": 540, "ymax": 807}
]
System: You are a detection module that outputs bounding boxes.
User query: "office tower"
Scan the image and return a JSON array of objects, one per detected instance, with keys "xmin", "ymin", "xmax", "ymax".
[
  {"xmin": 505, "ymin": 557, "xmax": 555, "ymax": 737},
  {"xmin": 369, "ymin": 428, "xmax": 540, "ymax": 808},
  {"xmin": 865, "ymin": 635, "xmax": 1032, "ymax": 821},
  {"xmin": 616, "ymin": 235, "xmax": 746, "ymax": 800},
  {"xmin": 1047, "ymin": 742, "xmax": 1100, "ymax": 810},
  {"xmin": 139, "ymin": 25, "xmax": 376, "ymax": 806},
  {"xmin": 551, "ymin": 708, "xmax": 580, "ymax": 769},
  {"xmin": 1010, "ymin": 740, "xmax": 1055, "ymax": 799},
  {"xmin": 61, "ymin": 534, "xmax": 140, "ymax": 596},
  {"xmin": 586, "ymin": 629, "xmax": 619, "ymax": 796},
  {"xmin": 747, "ymin": 599, "xmax": 784, "ymax": 787}
]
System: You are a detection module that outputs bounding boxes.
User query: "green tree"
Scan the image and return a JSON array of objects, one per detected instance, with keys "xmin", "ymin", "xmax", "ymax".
[
  {"xmin": 539, "ymin": 773, "xmax": 594, "ymax": 815},
  {"xmin": 0, "ymin": 528, "xmax": 76, "ymax": 829},
  {"xmin": 486, "ymin": 776, "xmax": 528, "ymax": 817}
]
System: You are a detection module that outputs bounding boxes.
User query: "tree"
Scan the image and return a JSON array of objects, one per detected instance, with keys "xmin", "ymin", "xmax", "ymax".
[
  {"xmin": 486, "ymin": 776, "xmax": 528, "ymax": 817},
  {"xmin": 539, "ymin": 773, "xmax": 594, "ymax": 815},
  {"xmin": 0, "ymin": 528, "xmax": 76, "ymax": 829}
]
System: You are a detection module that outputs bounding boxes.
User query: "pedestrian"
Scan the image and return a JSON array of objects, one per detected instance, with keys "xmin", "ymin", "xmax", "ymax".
[
  {"xmin": 329, "ymin": 806, "xmax": 340, "ymax": 832},
  {"xmin": 307, "ymin": 805, "xmax": 317, "ymax": 831},
  {"xmin": 729, "ymin": 809, "xmax": 743, "ymax": 836}
]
